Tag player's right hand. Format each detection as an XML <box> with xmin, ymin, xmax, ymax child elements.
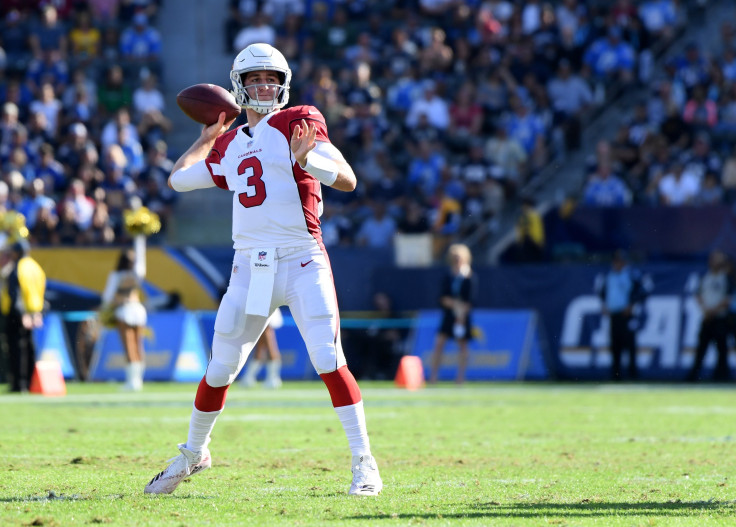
<box><xmin>201</xmin><ymin>112</ymin><xmax>235</xmax><ymax>142</ymax></box>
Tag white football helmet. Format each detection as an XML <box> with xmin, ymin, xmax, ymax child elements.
<box><xmin>230</xmin><ymin>43</ymin><xmax>291</xmax><ymax>114</ymax></box>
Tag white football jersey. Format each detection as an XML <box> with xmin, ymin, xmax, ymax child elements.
<box><xmin>205</xmin><ymin>105</ymin><xmax>329</xmax><ymax>249</ymax></box>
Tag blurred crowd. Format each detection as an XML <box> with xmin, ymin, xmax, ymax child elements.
<box><xmin>0</xmin><ymin>0</ymin><xmax>693</xmax><ymax>256</ymax></box>
<box><xmin>225</xmin><ymin>0</ymin><xmax>687</xmax><ymax>259</ymax></box>
<box><xmin>580</xmin><ymin>17</ymin><xmax>736</xmax><ymax>209</ymax></box>
<box><xmin>0</xmin><ymin>0</ymin><xmax>171</xmax><ymax>247</ymax></box>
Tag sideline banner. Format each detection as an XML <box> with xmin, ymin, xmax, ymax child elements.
<box><xmin>409</xmin><ymin>309</ymin><xmax>549</xmax><ymax>381</ymax></box>
<box><xmin>89</xmin><ymin>311</ymin><xmax>208</xmax><ymax>382</ymax></box>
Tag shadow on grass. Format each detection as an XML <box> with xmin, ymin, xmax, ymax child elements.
<box><xmin>0</xmin><ymin>492</ymin><xmax>89</xmax><ymax>502</ymax></box>
<box><xmin>348</xmin><ymin>500</ymin><xmax>736</xmax><ymax>520</ymax></box>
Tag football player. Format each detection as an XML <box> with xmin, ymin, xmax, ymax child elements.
<box><xmin>144</xmin><ymin>43</ymin><xmax>382</xmax><ymax>496</ymax></box>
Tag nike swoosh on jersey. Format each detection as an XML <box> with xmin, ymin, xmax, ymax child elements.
<box><xmin>308</xmin><ymin>109</ymin><xmax>318</xmax><ymax>114</ymax></box>
<box><xmin>300</xmin><ymin>260</ymin><xmax>314</xmax><ymax>267</ymax></box>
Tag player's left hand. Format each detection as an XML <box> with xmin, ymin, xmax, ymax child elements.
<box><xmin>290</xmin><ymin>119</ymin><xmax>317</xmax><ymax>167</ymax></box>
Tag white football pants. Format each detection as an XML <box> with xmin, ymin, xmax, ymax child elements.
<box><xmin>205</xmin><ymin>244</ymin><xmax>346</xmax><ymax>387</ymax></box>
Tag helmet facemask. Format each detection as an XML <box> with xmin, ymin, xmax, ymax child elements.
<box><xmin>230</xmin><ymin>70</ymin><xmax>289</xmax><ymax>114</ymax></box>
<box><xmin>230</xmin><ymin>44</ymin><xmax>292</xmax><ymax>115</ymax></box>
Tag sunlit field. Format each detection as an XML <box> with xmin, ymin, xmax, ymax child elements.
<box><xmin>1</xmin><ymin>381</ymin><xmax>735</xmax><ymax>526</ymax></box>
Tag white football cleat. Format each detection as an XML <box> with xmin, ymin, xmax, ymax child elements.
<box><xmin>263</xmin><ymin>375</ymin><xmax>282</xmax><ymax>389</ymax></box>
<box><xmin>349</xmin><ymin>454</ymin><xmax>383</xmax><ymax>496</ymax></box>
<box><xmin>144</xmin><ymin>443</ymin><xmax>211</xmax><ymax>495</ymax></box>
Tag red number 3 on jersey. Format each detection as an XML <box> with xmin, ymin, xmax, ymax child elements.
<box><xmin>237</xmin><ymin>157</ymin><xmax>266</xmax><ymax>208</ymax></box>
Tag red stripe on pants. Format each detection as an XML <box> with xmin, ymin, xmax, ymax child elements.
<box><xmin>194</xmin><ymin>377</ymin><xmax>229</xmax><ymax>412</ymax></box>
<box><xmin>320</xmin><ymin>365</ymin><xmax>362</xmax><ymax>408</ymax></box>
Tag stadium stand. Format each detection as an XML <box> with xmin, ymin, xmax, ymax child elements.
<box><xmin>0</xmin><ymin>0</ymin><xmax>714</xmax><ymax>265</ymax></box>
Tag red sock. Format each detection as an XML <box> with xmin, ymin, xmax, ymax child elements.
<box><xmin>320</xmin><ymin>365</ymin><xmax>362</xmax><ymax>408</ymax></box>
<box><xmin>194</xmin><ymin>377</ymin><xmax>229</xmax><ymax>412</ymax></box>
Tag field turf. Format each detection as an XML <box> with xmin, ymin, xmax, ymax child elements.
<box><xmin>1</xmin><ymin>382</ymin><xmax>735</xmax><ymax>526</ymax></box>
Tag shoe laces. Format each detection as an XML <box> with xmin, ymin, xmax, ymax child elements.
<box><xmin>352</xmin><ymin>455</ymin><xmax>377</xmax><ymax>481</ymax></box>
<box><xmin>179</xmin><ymin>445</ymin><xmax>206</xmax><ymax>464</ymax></box>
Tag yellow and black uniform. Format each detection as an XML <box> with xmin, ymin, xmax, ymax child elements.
<box><xmin>509</xmin><ymin>197</ymin><xmax>545</xmax><ymax>262</ymax></box>
<box><xmin>1</xmin><ymin>242</ymin><xmax>46</xmax><ymax>392</ymax></box>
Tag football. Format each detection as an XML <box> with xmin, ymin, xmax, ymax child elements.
<box><xmin>176</xmin><ymin>83</ymin><xmax>241</xmax><ymax>125</ymax></box>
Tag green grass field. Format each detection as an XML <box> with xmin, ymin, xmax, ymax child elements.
<box><xmin>1</xmin><ymin>381</ymin><xmax>735</xmax><ymax>526</ymax></box>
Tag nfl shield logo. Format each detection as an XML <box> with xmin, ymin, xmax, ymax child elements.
<box><xmin>247</xmin><ymin>140</ymin><xmax>254</xmax><ymax>147</ymax></box>
<box><xmin>258</xmin><ymin>251</ymin><xmax>267</xmax><ymax>261</ymax></box>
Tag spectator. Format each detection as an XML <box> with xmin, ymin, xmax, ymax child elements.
<box><xmin>98</xmin><ymin>64</ymin><xmax>133</xmax><ymax>118</ymax></box>
<box><xmin>407</xmin><ymin>139</ymin><xmax>446</xmax><ymax>199</ymax></box>
<box><xmin>447</xmin><ymin>82</ymin><xmax>484</xmax><ymax>152</ymax></box>
<box><xmin>101</xmin><ymin>107</ymin><xmax>140</xmax><ymax>149</ymax></box>
<box><xmin>100</xmin><ymin>144</ymin><xmax>137</xmax><ymax>219</ymax></box>
<box><xmin>29</xmin><ymin>82</ymin><xmax>62</xmax><ymax>140</ymax></box>
<box><xmin>430</xmin><ymin>183</ymin><xmax>463</xmax><ymax>258</ymax></box>
<box><xmin>508</xmin><ymin>196</ymin><xmax>545</xmax><ymax>263</ymax></box>
<box><xmin>35</xmin><ymin>142</ymin><xmax>65</xmax><ymax>193</ymax></box>
<box><xmin>657</xmin><ymin>160</ymin><xmax>700</xmax><ymax>206</ymax></box>
<box><xmin>138</xmin><ymin>140</ymin><xmax>175</xmax><ymax>230</ymax></box>
<box><xmin>133</xmin><ymin>70</ymin><xmax>165</xmax><ymax>120</ymax></box>
<box><xmin>87</xmin><ymin>0</ymin><xmax>120</xmax><ymax>26</ymax></box>
<box><xmin>56</xmin><ymin>122</ymin><xmax>95</xmax><ymax>177</ymax></box>
<box><xmin>484</xmin><ymin>123</ymin><xmax>527</xmax><ymax>196</ymax></box>
<box><xmin>62</xmin><ymin>178</ymin><xmax>95</xmax><ymax>231</ymax></box>
<box><xmin>320</xmin><ymin>202</ymin><xmax>354</xmax><ymax>247</ymax></box>
<box><xmin>17</xmin><ymin>177</ymin><xmax>56</xmax><ymax>231</ymax></box>
<box><xmin>4</xmin><ymin>146</ymin><xmax>35</xmax><ymax>184</ymax></box>
<box><xmin>638</xmin><ymin>0</ymin><xmax>678</xmax><ymax>42</ymax></box>
<box><xmin>682</xmin><ymin>132</ymin><xmax>721</xmax><ymax>182</ymax></box>
<box><xmin>232</xmin><ymin>11</ymin><xmax>276</xmax><ymax>51</ymax></box>
<box><xmin>28</xmin><ymin>5</ymin><xmax>68</xmax><ymax>59</ymax></box>
<box><xmin>582</xmin><ymin>162</ymin><xmax>632</xmax><ymax>206</ymax></box>
<box><xmin>418</xmin><ymin>27</ymin><xmax>453</xmax><ymax>75</ymax></box>
<box><xmin>62</xmin><ymin>67</ymin><xmax>98</xmax><ymax>113</ymax></box>
<box><xmin>0</xmin><ymin>102</ymin><xmax>21</xmax><ymax>149</ymax></box>
<box><xmin>29</xmin><ymin>202</ymin><xmax>60</xmax><ymax>245</ymax></box>
<box><xmin>504</xmin><ymin>96</ymin><xmax>548</xmax><ymax>160</ymax></box>
<box><xmin>344</xmin><ymin>32</ymin><xmax>379</xmax><ymax>67</ymax></box>
<box><xmin>583</xmin><ymin>26</ymin><xmax>636</xmax><ymax>85</ymax></box>
<box><xmin>547</xmin><ymin>58</ymin><xmax>593</xmax><ymax>151</ymax></box>
<box><xmin>1</xmin><ymin>10</ymin><xmax>31</xmax><ymax>73</ymax></box>
<box><xmin>117</xmin><ymin>125</ymin><xmax>145</xmax><ymax>177</ymax></box>
<box><xmin>119</xmin><ymin>12</ymin><xmax>162</xmax><ymax>76</ymax></box>
<box><xmin>647</xmin><ymin>79</ymin><xmax>685</xmax><ymax>128</ymax></box>
<box><xmin>68</xmin><ymin>9</ymin><xmax>101</xmax><ymax>67</ymax></box>
<box><xmin>453</xmin><ymin>140</ymin><xmax>495</xmax><ymax>187</ymax></box>
<box><xmin>55</xmin><ymin>199</ymin><xmax>83</xmax><ymax>244</ymax></box>
<box><xmin>683</xmin><ymin>84</ymin><xmax>718</xmax><ymax>132</ymax></box>
<box><xmin>405</xmin><ymin>80</ymin><xmax>450</xmax><ymax>131</ymax></box>
<box><xmin>62</xmin><ymin>78</ymin><xmax>96</xmax><ymax>129</ymax></box>
<box><xmin>477</xmin><ymin>66</ymin><xmax>514</xmax><ymax>117</ymax></box>
<box><xmin>687</xmin><ymin>250</ymin><xmax>732</xmax><ymax>382</ymax></box>
<box><xmin>25</xmin><ymin>49</ymin><xmax>69</xmax><ymax>97</ymax></box>
<box><xmin>224</xmin><ymin>0</ymin><xmax>257</xmax><ymax>54</ymax></box>
<box><xmin>355</xmin><ymin>201</ymin><xmax>397</xmax><ymax>249</ymax></box>
<box><xmin>397</xmin><ymin>199</ymin><xmax>430</xmax><ymax>235</ymax></box>
<box><xmin>694</xmin><ymin>170</ymin><xmax>723</xmax><ymax>205</ymax></box>
<box><xmin>672</xmin><ymin>42</ymin><xmax>710</xmax><ymax>92</ymax></box>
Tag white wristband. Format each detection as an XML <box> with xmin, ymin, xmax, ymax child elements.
<box><xmin>300</xmin><ymin>152</ymin><xmax>338</xmax><ymax>186</ymax></box>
